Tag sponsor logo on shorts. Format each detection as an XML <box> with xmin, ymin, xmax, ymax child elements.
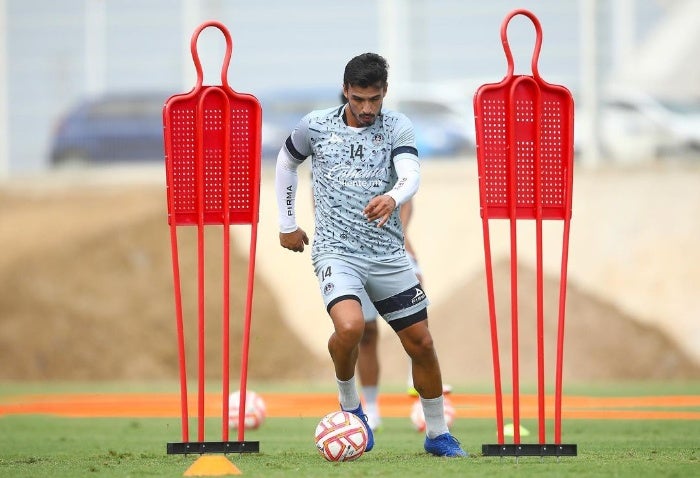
<box><xmin>411</xmin><ymin>287</ymin><xmax>426</xmax><ymax>305</ymax></box>
<box><xmin>323</xmin><ymin>282</ymin><xmax>335</xmax><ymax>295</ymax></box>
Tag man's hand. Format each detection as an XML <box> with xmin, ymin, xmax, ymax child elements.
<box><xmin>279</xmin><ymin>228</ymin><xmax>309</xmax><ymax>252</ymax></box>
<box><xmin>363</xmin><ymin>194</ymin><xmax>397</xmax><ymax>228</ymax></box>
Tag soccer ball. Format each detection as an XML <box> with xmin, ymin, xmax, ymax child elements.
<box><xmin>314</xmin><ymin>411</ymin><xmax>368</xmax><ymax>462</ymax></box>
<box><xmin>228</xmin><ymin>390</ymin><xmax>266</xmax><ymax>430</ymax></box>
<box><xmin>409</xmin><ymin>397</ymin><xmax>455</xmax><ymax>432</ymax></box>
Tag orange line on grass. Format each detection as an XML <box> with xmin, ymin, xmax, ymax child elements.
<box><xmin>1</xmin><ymin>393</ymin><xmax>698</xmax><ymax>420</ymax></box>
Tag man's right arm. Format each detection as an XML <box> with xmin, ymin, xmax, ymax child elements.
<box><xmin>275</xmin><ymin>145</ymin><xmax>309</xmax><ymax>252</ymax></box>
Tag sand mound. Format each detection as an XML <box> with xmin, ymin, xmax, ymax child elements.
<box><xmin>375</xmin><ymin>260</ymin><xmax>699</xmax><ymax>385</ymax></box>
<box><xmin>0</xmin><ymin>174</ymin><xmax>697</xmax><ymax>382</ymax></box>
<box><xmin>0</xmin><ymin>184</ymin><xmax>326</xmax><ymax>381</ymax></box>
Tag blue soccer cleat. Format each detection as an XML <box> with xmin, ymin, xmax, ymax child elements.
<box><xmin>424</xmin><ymin>433</ymin><xmax>468</xmax><ymax>457</ymax></box>
<box><xmin>343</xmin><ymin>405</ymin><xmax>374</xmax><ymax>452</ymax></box>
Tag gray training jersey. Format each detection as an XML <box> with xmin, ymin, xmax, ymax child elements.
<box><xmin>284</xmin><ymin>104</ymin><xmax>419</xmax><ymax>261</ymax></box>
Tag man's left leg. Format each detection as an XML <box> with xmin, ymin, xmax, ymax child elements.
<box><xmin>396</xmin><ymin>320</ymin><xmax>467</xmax><ymax>457</ymax></box>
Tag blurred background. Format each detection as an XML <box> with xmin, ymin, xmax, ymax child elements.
<box><xmin>1</xmin><ymin>0</ymin><xmax>699</xmax><ymax>173</ymax></box>
<box><xmin>0</xmin><ymin>0</ymin><xmax>698</xmax><ymax>384</ymax></box>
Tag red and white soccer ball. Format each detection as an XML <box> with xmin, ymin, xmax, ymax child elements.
<box><xmin>409</xmin><ymin>397</ymin><xmax>456</xmax><ymax>432</ymax></box>
<box><xmin>314</xmin><ymin>411</ymin><xmax>368</xmax><ymax>462</ymax></box>
<box><xmin>228</xmin><ymin>390</ymin><xmax>266</xmax><ymax>430</ymax></box>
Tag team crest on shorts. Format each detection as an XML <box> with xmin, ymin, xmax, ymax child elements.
<box><xmin>323</xmin><ymin>282</ymin><xmax>335</xmax><ymax>295</ymax></box>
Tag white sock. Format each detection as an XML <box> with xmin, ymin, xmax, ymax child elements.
<box><xmin>421</xmin><ymin>396</ymin><xmax>449</xmax><ymax>439</ymax></box>
<box><xmin>363</xmin><ymin>385</ymin><xmax>379</xmax><ymax>407</ymax></box>
<box><xmin>337</xmin><ymin>376</ymin><xmax>361</xmax><ymax>411</ymax></box>
<box><xmin>362</xmin><ymin>386</ymin><xmax>379</xmax><ymax>417</ymax></box>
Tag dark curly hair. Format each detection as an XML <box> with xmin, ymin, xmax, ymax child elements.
<box><xmin>343</xmin><ymin>53</ymin><xmax>389</xmax><ymax>88</ymax></box>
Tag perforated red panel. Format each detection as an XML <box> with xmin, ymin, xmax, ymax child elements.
<box><xmin>540</xmin><ymin>98</ymin><xmax>568</xmax><ymax>212</ymax></box>
<box><xmin>475</xmin><ymin>78</ymin><xmax>573</xmax><ymax>220</ymax></box>
<box><xmin>165</xmin><ymin>87</ymin><xmax>261</xmax><ymax>226</ymax></box>
<box><xmin>479</xmin><ymin>98</ymin><xmax>508</xmax><ymax>211</ymax></box>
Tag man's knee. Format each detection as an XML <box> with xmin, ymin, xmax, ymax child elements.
<box><xmin>329</xmin><ymin>298</ymin><xmax>365</xmax><ymax>340</ymax></box>
<box><xmin>334</xmin><ymin>320</ymin><xmax>364</xmax><ymax>343</ymax></box>
<box><xmin>412</xmin><ymin>332</ymin><xmax>435</xmax><ymax>353</ymax></box>
<box><xmin>399</xmin><ymin>324</ymin><xmax>436</xmax><ymax>356</ymax></box>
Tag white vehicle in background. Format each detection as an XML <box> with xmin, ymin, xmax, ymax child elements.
<box><xmin>599</xmin><ymin>89</ymin><xmax>700</xmax><ymax>162</ymax></box>
<box><xmin>385</xmin><ymin>81</ymin><xmax>476</xmax><ymax>154</ymax></box>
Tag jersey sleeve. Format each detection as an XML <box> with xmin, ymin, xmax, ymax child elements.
<box><xmin>284</xmin><ymin>114</ymin><xmax>314</xmax><ymax>161</ymax></box>
<box><xmin>390</xmin><ymin>113</ymin><xmax>419</xmax><ymax>159</ymax></box>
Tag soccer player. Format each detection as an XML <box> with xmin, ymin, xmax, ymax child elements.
<box><xmin>275</xmin><ymin>52</ymin><xmax>467</xmax><ymax>457</ymax></box>
<box><xmin>333</xmin><ymin>92</ymin><xmax>427</xmax><ymax>430</ymax></box>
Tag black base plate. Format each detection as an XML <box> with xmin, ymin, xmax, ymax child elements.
<box><xmin>167</xmin><ymin>441</ymin><xmax>260</xmax><ymax>455</ymax></box>
<box><xmin>482</xmin><ymin>443</ymin><xmax>577</xmax><ymax>457</ymax></box>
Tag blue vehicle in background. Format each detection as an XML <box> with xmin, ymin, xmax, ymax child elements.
<box><xmin>49</xmin><ymin>86</ymin><xmax>474</xmax><ymax>167</ymax></box>
<box><xmin>50</xmin><ymin>92</ymin><xmax>166</xmax><ymax>167</ymax></box>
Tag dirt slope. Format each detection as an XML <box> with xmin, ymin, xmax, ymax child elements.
<box><xmin>376</xmin><ymin>260</ymin><xmax>700</xmax><ymax>385</ymax></box>
<box><xmin>0</xmin><ymin>182</ymin><xmax>326</xmax><ymax>381</ymax></box>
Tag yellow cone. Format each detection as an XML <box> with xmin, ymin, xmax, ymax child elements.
<box><xmin>183</xmin><ymin>455</ymin><xmax>242</xmax><ymax>476</ymax></box>
<box><xmin>503</xmin><ymin>423</ymin><xmax>531</xmax><ymax>437</ymax></box>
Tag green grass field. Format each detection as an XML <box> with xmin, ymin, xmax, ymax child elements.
<box><xmin>1</xmin><ymin>382</ymin><xmax>698</xmax><ymax>477</ymax></box>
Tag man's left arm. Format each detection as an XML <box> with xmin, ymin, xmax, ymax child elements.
<box><xmin>363</xmin><ymin>153</ymin><xmax>420</xmax><ymax>227</ymax></box>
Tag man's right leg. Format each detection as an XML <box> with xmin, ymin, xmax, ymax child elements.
<box><xmin>328</xmin><ymin>298</ymin><xmax>365</xmax><ymax>383</ymax></box>
<box><xmin>328</xmin><ymin>298</ymin><xmax>375</xmax><ymax>451</ymax></box>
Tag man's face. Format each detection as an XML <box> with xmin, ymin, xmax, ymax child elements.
<box><xmin>343</xmin><ymin>83</ymin><xmax>387</xmax><ymax>127</ymax></box>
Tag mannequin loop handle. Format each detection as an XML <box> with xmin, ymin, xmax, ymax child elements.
<box><xmin>189</xmin><ymin>20</ymin><xmax>233</xmax><ymax>90</ymax></box>
<box><xmin>500</xmin><ymin>9</ymin><xmax>543</xmax><ymax>80</ymax></box>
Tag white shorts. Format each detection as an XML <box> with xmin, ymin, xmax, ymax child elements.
<box><xmin>313</xmin><ymin>253</ymin><xmax>428</xmax><ymax>331</ymax></box>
